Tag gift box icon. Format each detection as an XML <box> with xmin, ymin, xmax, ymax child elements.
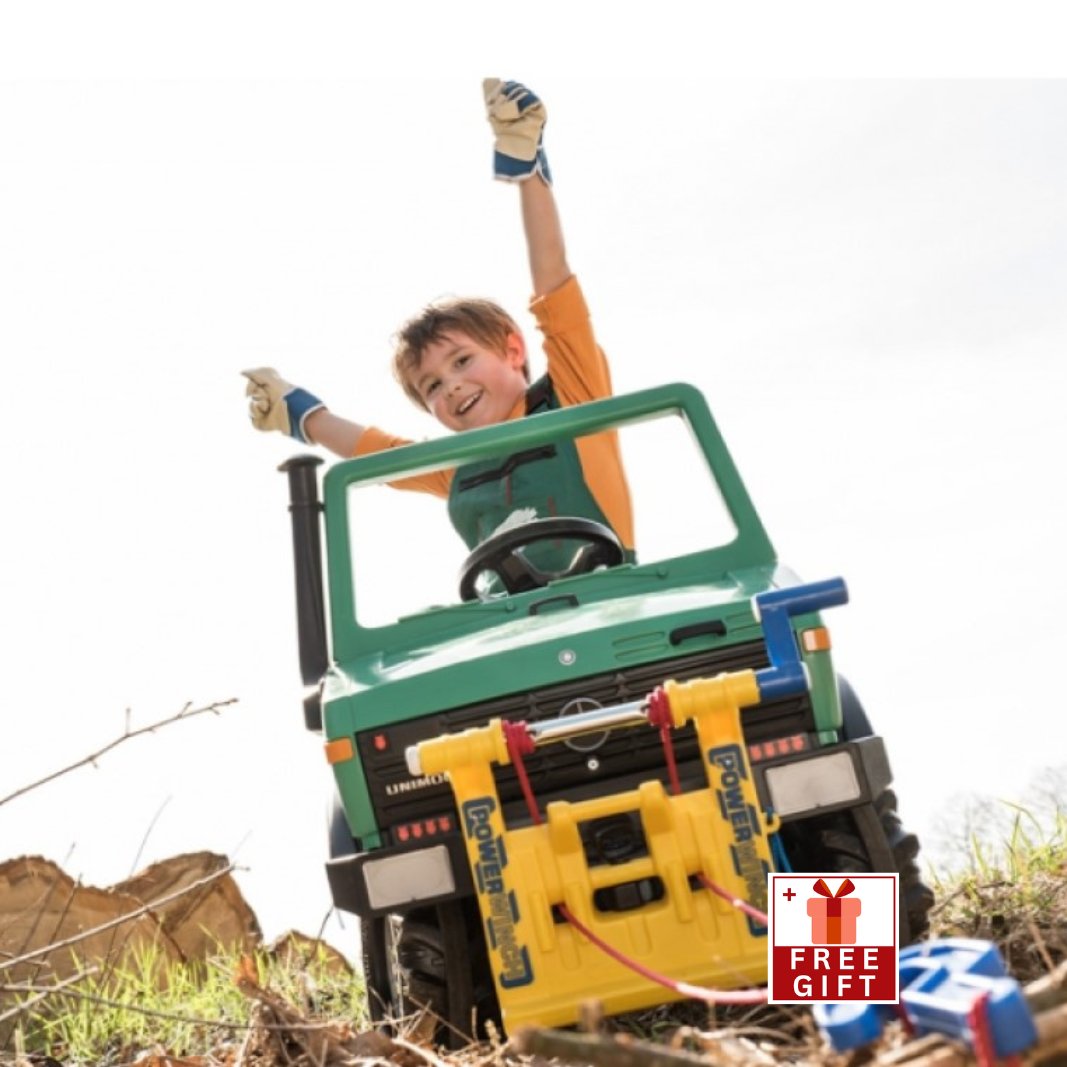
<box><xmin>807</xmin><ymin>877</ymin><xmax>862</xmax><ymax>944</ymax></box>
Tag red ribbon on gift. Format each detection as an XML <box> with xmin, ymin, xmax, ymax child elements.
<box><xmin>812</xmin><ymin>878</ymin><xmax>856</xmax><ymax>943</ymax></box>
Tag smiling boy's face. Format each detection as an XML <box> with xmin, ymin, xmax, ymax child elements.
<box><xmin>411</xmin><ymin>329</ymin><xmax>529</xmax><ymax>432</ymax></box>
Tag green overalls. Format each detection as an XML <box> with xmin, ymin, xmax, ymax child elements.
<box><xmin>447</xmin><ymin>376</ymin><xmax>624</xmax><ymax>580</ymax></box>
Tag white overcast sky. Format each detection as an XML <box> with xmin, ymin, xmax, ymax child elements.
<box><xmin>2</xmin><ymin>5</ymin><xmax>1066</xmax><ymax>952</ymax></box>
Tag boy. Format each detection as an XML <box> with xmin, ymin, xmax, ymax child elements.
<box><xmin>244</xmin><ymin>80</ymin><xmax>634</xmax><ymax>563</ymax></box>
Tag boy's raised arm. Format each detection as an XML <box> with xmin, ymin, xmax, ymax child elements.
<box><xmin>483</xmin><ymin>79</ymin><xmax>572</xmax><ymax>298</ymax></box>
<box><xmin>520</xmin><ymin>175</ymin><xmax>570</xmax><ymax>299</ymax></box>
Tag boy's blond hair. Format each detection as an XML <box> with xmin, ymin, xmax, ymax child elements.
<box><xmin>391</xmin><ymin>297</ymin><xmax>530</xmax><ymax>408</ymax></box>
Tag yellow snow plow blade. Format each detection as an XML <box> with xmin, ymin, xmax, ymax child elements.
<box><xmin>410</xmin><ymin>673</ymin><xmax>778</xmax><ymax>1030</ymax></box>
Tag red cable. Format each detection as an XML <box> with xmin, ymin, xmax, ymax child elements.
<box><xmin>696</xmin><ymin>873</ymin><xmax>769</xmax><ymax>927</ymax></box>
<box><xmin>559</xmin><ymin>902</ymin><xmax>767</xmax><ymax>1005</ymax></box>
<box><xmin>502</xmin><ymin>720</ymin><xmax>543</xmax><ymax>825</ymax></box>
<box><xmin>658</xmin><ymin>720</ymin><xmax>683</xmax><ymax>795</ymax></box>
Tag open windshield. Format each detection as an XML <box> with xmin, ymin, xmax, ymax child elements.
<box><xmin>345</xmin><ymin>405</ymin><xmax>740</xmax><ymax>628</ymax></box>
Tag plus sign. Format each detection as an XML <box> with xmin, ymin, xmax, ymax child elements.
<box><xmin>783</xmin><ymin>888</ymin><xmax>796</xmax><ymax>901</ymax></box>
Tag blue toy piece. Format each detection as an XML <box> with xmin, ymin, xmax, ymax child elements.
<box><xmin>812</xmin><ymin>1001</ymin><xmax>894</xmax><ymax>1050</ymax></box>
<box><xmin>814</xmin><ymin>938</ymin><xmax>1038</xmax><ymax>1058</ymax></box>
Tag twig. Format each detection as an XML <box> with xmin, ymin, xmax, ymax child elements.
<box><xmin>0</xmin><ymin>698</ymin><xmax>237</xmax><ymax>809</ymax></box>
<box><xmin>1026</xmin><ymin>914</ymin><xmax>1057</xmax><ymax>976</ymax></box>
<box><xmin>2</xmin><ymin>861</ymin><xmax>239</xmax><ymax>969</ymax></box>
<box><xmin>1</xmin><ymin>979</ymin><xmax>248</xmax><ymax>1032</ymax></box>
<box><xmin>390</xmin><ymin>1034</ymin><xmax>454</xmax><ymax>1067</ymax></box>
<box><xmin>1</xmin><ymin>976</ymin><xmax>351</xmax><ymax>1037</ymax></box>
<box><xmin>1026</xmin><ymin>959</ymin><xmax>1067</xmax><ymax>1016</ymax></box>
<box><xmin>511</xmin><ymin>1026</ymin><xmax>735</xmax><ymax>1067</ymax></box>
<box><xmin>0</xmin><ymin>967</ymin><xmax>98</xmax><ymax>1025</ymax></box>
<box><xmin>127</xmin><ymin>796</ymin><xmax>174</xmax><ymax>879</ymax></box>
<box><xmin>236</xmin><ymin>960</ymin><xmax>362</xmax><ymax>1055</ymax></box>
<box><xmin>233</xmin><ymin>1018</ymin><xmax>257</xmax><ymax>1067</ymax></box>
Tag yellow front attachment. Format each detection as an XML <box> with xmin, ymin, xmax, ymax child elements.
<box><xmin>417</xmin><ymin>674</ymin><xmax>780</xmax><ymax>1031</ymax></box>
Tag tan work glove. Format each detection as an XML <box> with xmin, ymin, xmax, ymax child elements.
<box><xmin>242</xmin><ymin>367</ymin><xmax>325</xmax><ymax>444</ymax></box>
<box><xmin>483</xmin><ymin>78</ymin><xmax>552</xmax><ymax>184</ymax></box>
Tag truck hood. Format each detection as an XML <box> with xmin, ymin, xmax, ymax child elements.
<box><xmin>323</xmin><ymin>565</ymin><xmax>792</xmax><ymax>719</ymax></box>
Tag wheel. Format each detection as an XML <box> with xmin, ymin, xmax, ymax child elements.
<box><xmin>872</xmin><ymin>788</ymin><xmax>935</xmax><ymax>943</ymax></box>
<box><xmin>833</xmin><ymin>676</ymin><xmax>935</xmax><ymax>942</ymax></box>
<box><xmin>458</xmin><ymin>516</ymin><xmax>624</xmax><ymax>601</ymax></box>
<box><xmin>361</xmin><ymin>913</ymin><xmax>447</xmax><ymax>1034</ymax></box>
<box><xmin>779</xmin><ymin>788</ymin><xmax>934</xmax><ymax>945</ymax></box>
<box><xmin>361</xmin><ymin>900</ymin><xmax>498</xmax><ymax>1048</ymax></box>
<box><xmin>331</xmin><ymin>796</ymin><xmax>498</xmax><ymax>1045</ymax></box>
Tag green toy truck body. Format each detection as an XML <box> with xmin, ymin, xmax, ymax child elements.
<box><xmin>279</xmin><ymin>383</ymin><xmax>930</xmax><ymax>1041</ymax></box>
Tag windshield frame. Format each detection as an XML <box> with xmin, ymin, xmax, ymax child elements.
<box><xmin>323</xmin><ymin>382</ymin><xmax>777</xmax><ymax>662</ymax></box>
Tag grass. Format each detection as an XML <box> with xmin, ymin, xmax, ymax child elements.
<box><xmin>4</xmin><ymin>809</ymin><xmax>1067</xmax><ymax>1067</ymax></box>
<box><xmin>3</xmin><ymin>941</ymin><xmax>368</xmax><ymax>1066</ymax></box>
<box><xmin>924</xmin><ymin>806</ymin><xmax>1067</xmax><ymax>986</ymax></box>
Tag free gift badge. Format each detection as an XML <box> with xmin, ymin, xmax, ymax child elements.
<box><xmin>767</xmin><ymin>873</ymin><xmax>899</xmax><ymax>1004</ymax></box>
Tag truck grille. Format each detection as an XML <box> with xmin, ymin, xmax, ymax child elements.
<box><xmin>357</xmin><ymin>640</ymin><xmax>813</xmax><ymax>835</ymax></box>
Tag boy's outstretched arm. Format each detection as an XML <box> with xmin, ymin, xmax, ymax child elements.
<box><xmin>521</xmin><ymin>175</ymin><xmax>571</xmax><ymax>298</ymax></box>
<box><xmin>484</xmin><ymin>79</ymin><xmax>571</xmax><ymax>298</ymax></box>
<box><xmin>243</xmin><ymin>366</ymin><xmax>365</xmax><ymax>456</ymax></box>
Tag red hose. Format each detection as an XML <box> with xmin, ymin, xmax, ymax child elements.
<box><xmin>559</xmin><ymin>902</ymin><xmax>767</xmax><ymax>1005</ymax></box>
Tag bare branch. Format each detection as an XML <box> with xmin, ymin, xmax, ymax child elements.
<box><xmin>1</xmin><ymin>974</ymin><xmax>357</xmax><ymax>1037</ymax></box>
<box><xmin>0</xmin><ymin>967</ymin><xmax>98</xmax><ymax>1025</ymax></box>
<box><xmin>0</xmin><ymin>698</ymin><xmax>237</xmax><ymax>809</ymax></box>
<box><xmin>390</xmin><ymin>1034</ymin><xmax>455</xmax><ymax>1067</ymax></box>
<box><xmin>511</xmin><ymin>1026</ymin><xmax>731</xmax><ymax>1067</ymax></box>
<box><xmin>2</xmin><ymin>979</ymin><xmax>253</xmax><ymax>1033</ymax></box>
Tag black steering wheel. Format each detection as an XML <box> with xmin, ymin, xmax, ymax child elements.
<box><xmin>458</xmin><ymin>517</ymin><xmax>625</xmax><ymax>602</ymax></box>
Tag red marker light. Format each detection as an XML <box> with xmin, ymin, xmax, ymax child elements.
<box><xmin>747</xmin><ymin>734</ymin><xmax>809</xmax><ymax>763</ymax></box>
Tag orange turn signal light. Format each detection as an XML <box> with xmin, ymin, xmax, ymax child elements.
<box><xmin>801</xmin><ymin>626</ymin><xmax>832</xmax><ymax>653</ymax></box>
<box><xmin>324</xmin><ymin>737</ymin><xmax>355</xmax><ymax>765</ymax></box>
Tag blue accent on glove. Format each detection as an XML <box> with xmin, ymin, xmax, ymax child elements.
<box><xmin>493</xmin><ymin>148</ymin><xmax>551</xmax><ymax>183</ymax></box>
<box><xmin>501</xmin><ymin>80</ymin><xmax>538</xmax><ymax>110</ymax></box>
<box><xmin>534</xmin><ymin>140</ymin><xmax>552</xmax><ymax>185</ymax></box>
<box><xmin>283</xmin><ymin>386</ymin><xmax>325</xmax><ymax>444</ymax></box>
<box><xmin>494</xmin><ymin>133</ymin><xmax>551</xmax><ymax>186</ymax></box>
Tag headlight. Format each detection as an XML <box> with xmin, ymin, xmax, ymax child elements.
<box><xmin>764</xmin><ymin>751</ymin><xmax>861</xmax><ymax>817</ymax></box>
<box><xmin>363</xmin><ymin>845</ymin><xmax>456</xmax><ymax>909</ymax></box>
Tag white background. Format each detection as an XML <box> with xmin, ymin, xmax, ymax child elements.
<box><xmin>2</xmin><ymin>5</ymin><xmax>1066</xmax><ymax>957</ymax></box>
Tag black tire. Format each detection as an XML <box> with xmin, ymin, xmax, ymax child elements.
<box><xmin>329</xmin><ymin>797</ymin><xmax>498</xmax><ymax>1046</ymax></box>
<box><xmin>361</xmin><ymin>900</ymin><xmax>498</xmax><ymax>1048</ymax></box>
<box><xmin>780</xmin><ymin>788</ymin><xmax>933</xmax><ymax>945</ymax></box>
<box><xmin>872</xmin><ymin>788</ymin><xmax>935</xmax><ymax>943</ymax></box>
<box><xmin>832</xmin><ymin>676</ymin><xmax>935</xmax><ymax>942</ymax></box>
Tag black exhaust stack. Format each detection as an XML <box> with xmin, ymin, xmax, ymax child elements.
<box><xmin>279</xmin><ymin>455</ymin><xmax>328</xmax><ymax>730</ymax></box>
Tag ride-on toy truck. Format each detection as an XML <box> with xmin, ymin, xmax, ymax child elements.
<box><xmin>278</xmin><ymin>383</ymin><xmax>932</xmax><ymax>1043</ymax></box>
